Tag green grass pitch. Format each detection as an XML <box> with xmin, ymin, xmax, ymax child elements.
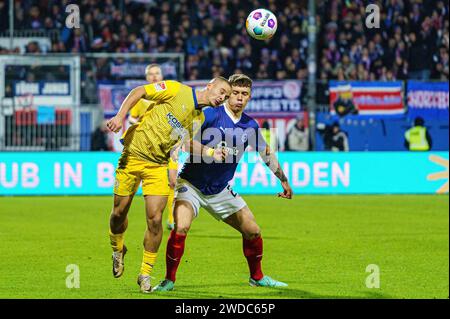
<box><xmin>0</xmin><ymin>195</ymin><xmax>448</xmax><ymax>299</ymax></box>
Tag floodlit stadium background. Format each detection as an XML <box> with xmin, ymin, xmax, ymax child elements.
<box><xmin>0</xmin><ymin>0</ymin><xmax>448</xmax><ymax>300</ymax></box>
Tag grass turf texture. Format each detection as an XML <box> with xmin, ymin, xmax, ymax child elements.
<box><xmin>0</xmin><ymin>195</ymin><xmax>448</xmax><ymax>299</ymax></box>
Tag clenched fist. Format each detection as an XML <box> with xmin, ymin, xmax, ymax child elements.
<box><xmin>106</xmin><ymin>116</ymin><xmax>123</xmax><ymax>133</ymax></box>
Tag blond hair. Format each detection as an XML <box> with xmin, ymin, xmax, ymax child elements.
<box><xmin>228</xmin><ymin>74</ymin><xmax>253</xmax><ymax>88</ymax></box>
<box><xmin>145</xmin><ymin>63</ymin><xmax>162</xmax><ymax>74</ymax></box>
<box><xmin>209</xmin><ymin>76</ymin><xmax>230</xmax><ymax>85</ymax></box>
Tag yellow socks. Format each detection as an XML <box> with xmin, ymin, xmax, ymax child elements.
<box><xmin>109</xmin><ymin>229</ymin><xmax>124</xmax><ymax>252</ymax></box>
<box><xmin>167</xmin><ymin>188</ymin><xmax>175</xmax><ymax>225</ymax></box>
<box><xmin>140</xmin><ymin>250</ymin><xmax>158</xmax><ymax>276</ymax></box>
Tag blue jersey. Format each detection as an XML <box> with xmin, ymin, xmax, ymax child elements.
<box><xmin>180</xmin><ymin>105</ymin><xmax>267</xmax><ymax>195</ymax></box>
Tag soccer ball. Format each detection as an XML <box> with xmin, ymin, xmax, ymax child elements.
<box><xmin>245</xmin><ymin>9</ymin><xmax>278</xmax><ymax>40</ymax></box>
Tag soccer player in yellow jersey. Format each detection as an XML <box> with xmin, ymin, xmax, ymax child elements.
<box><xmin>125</xmin><ymin>64</ymin><xmax>177</xmax><ymax>231</ymax></box>
<box><xmin>106</xmin><ymin>76</ymin><xmax>231</xmax><ymax>293</ymax></box>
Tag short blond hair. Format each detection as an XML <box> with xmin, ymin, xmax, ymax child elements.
<box><xmin>209</xmin><ymin>76</ymin><xmax>230</xmax><ymax>85</ymax></box>
<box><xmin>145</xmin><ymin>63</ymin><xmax>161</xmax><ymax>74</ymax></box>
<box><xmin>228</xmin><ymin>74</ymin><xmax>253</xmax><ymax>88</ymax></box>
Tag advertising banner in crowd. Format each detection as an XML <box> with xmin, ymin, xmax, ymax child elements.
<box><xmin>407</xmin><ymin>81</ymin><xmax>449</xmax><ymax>120</ymax></box>
<box><xmin>187</xmin><ymin>80</ymin><xmax>304</xmax><ymax>151</ymax></box>
<box><xmin>110</xmin><ymin>61</ymin><xmax>178</xmax><ymax>79</ymax></box>
<box><xmin>186</xmin><ymin>80</ymin><xmax>303</xmax><ymax>116</ymax></box>
<box><xmin>10</xmin><ymin>81</ymin><xmax>72</xmax><ymax>106</ymax></box>
<box><xmin>1</xmin><ymin>152</ymin><xmax>448</xmax><ymax>195</ymax></box>
<box><xmin>99</xmin><ymin>80</ymin><xmax>302</xmax><ymax>116</ymax></box>
<box><xmin>98</xmin><ymin>84</ymin><xmax>130</xmax><ymax>117</ymax></box>
<box><xmin>329</xmin><ymin>81</ymin><xmax>404</xmax><ymax>116</ymax></box>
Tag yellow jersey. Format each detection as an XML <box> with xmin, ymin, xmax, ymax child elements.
<box><xmin>129</xmin><ymin>98</ymin><xmax>155</xmax><ymax>121</ymax></box>
<box><xmin>121</xmin><ymin>80</ymin><xmax>204</xmax><ymax>165</ymax></box>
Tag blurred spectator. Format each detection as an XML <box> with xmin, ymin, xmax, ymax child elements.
<box><xmin>285</xmin><ymin>117</ymin><xmax>310</xmax><ymax>151</ymax></box>
<box><xmin>91</xmin><ymin>121</ymin><xmax>113</xmax><ymax>151</ymax></box>
<box><xmin>260</xmin><ymin>120</ymin><xmax>280</xmax><ymax>151</ymax></box>
<box><xmin>317</xmin><ymin>123</ymin><xmax>333</xmax><ymax>150</ymax></box>
<box><xmin>25</xmin><ymin>41</ymin><xmax>41</xmax><ymax>54</ymax></box>
<box><xmin>329</xmin><ymin>122</ymin><xmax>349</xmax><ymax>152</ymax></box>
<box><xmin>0</xmin><ymin>1</ymin><xmax>8</xmax><ymax>31</ymax></box>
<box><xmin>318</xmin><ymin>122</ymin><xmax>349</xmax><ymax>151</ymax></box>
<box><xmin>404</xmin><ymin>117</ymin><xmax>433</xmax><ymax>151</ymax></box>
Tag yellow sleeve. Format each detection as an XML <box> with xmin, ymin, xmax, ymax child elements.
<box><xmin>130</xmin><ymin>99</ymin><xmax>152</xmax><ymax>119</ymax></box>
<box><xmin>143</xmin><ymin>80</ymin><xmax>181</xmax><ymax>102</ymax></box>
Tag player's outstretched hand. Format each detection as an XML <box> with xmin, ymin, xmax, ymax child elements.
<box><xmin>278</xmin><ymin>181</ymin><xmax>293</xmax><ymax>199</ymax></box>
<box><xmin>106</xmin><ymin>116</ymin><xmax>123</xmax><ymax>133</ymax></box>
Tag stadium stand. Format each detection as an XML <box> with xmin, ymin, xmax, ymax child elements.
<box><xmin>0</xmin><ymin>0</ymin><xmax>448</xmax><ymax>81</ymax></box>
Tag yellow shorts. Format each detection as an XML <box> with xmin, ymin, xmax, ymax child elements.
<box><xmin>114</xmin><ymin>155</ymin><xmax>170</xmax><ymax>196</ymax></box>
<box><xmin>168</xmin><ymin>158</ymin><xmax>178</xmax><ymax>171</ymax></box>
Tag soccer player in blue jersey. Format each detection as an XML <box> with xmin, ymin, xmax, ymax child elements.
<box><xmin>153</xmin><ymin>74</ymin><xmax>293</xmax><ymax>292</ymax></box>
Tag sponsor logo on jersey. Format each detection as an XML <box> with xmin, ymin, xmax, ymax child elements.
<box><xmin>167</xmin><ymin>112</ymin><xmax>188</xmax><ymax>140</ymax></box>
<box><xmin>167</xmin><ymin>112</ymin><xmax>183</xmax><ymax>129</ymax></box>
<box><xmin>154</xmin><ymin>81</ymin><xmax>167</xmax><ymax>91</ymax></box>
<box><xmin>217</xmin><ymin>141</ymin><xmax>239</xmax><ymax>156</ymax></box>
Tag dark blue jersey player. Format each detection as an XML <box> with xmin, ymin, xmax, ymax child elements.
<box><xmin>179</xmin><ymin>103</ymin><xmax>268</xmax><ymax>196</ymax></box>
<box><xmin>154</xmin><ymin>74</ymin><xmax>293</xmax><ymax>292</ymax></box>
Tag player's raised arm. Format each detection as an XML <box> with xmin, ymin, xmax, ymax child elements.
<box><xmin>108</xmin><ymin>81</ymin><xmax>179</xmax><ymax>133</ymax></box>
<box><xmin>107</xmin><ymin>86</ymin><xmax>147</xmax><ymax>133</ymax></box>
<box><xmin>259</xmin><ymin>146</ymin><xmax>293</xmax><ymax>199</ymax></box>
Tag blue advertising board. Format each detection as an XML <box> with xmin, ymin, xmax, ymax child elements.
<box><xmin>0</xmin><ymin>152</ymin><xmax>448</xmax><ymax>195</ymax></box>
<box><xmin>98</xmin><ymin>80</ymin><xmax>303</xmax><ymax>118</ymax></box>
<box><xmin>407</xmin><ymin>81</ymin><xmax>449</xmax><ymax>120</ymax></box>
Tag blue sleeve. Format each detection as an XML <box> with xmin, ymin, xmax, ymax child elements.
<box><xmin>201</xmin><ymin>107</ymin><xmax>217</xmax><ymax>130</ymax></box>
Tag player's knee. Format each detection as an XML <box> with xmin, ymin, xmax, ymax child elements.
<box><xmin>146</xmin><ymin>214</ymin><xmax>163</xmax><ymax>230</ymax></box>
<box><xmin>111</xmin><ymin>207</ymin><xmax>126</xmax><ymax>220</ymax></box>
<box><xmin>175</xmin><ymin>224</ymin><xmax>190</xmax><ymax>235</ymax></box>
<box><xmin>243</xmin><ymin>225</ymin><xmax>261</xmax><ymax>239</ymax></box>
<box><xmin>246</xmin><ymin>232</ymin><xmax>261</xmax><ymax>240</ymax></box>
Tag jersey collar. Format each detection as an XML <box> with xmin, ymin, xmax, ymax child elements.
<box><xmin>224</xmin><ymin>103</ymin><xmax>241</xmax><ymax>124</ymax></box>
<box><xmin>192</xmin><ymin>88</ymin><xmax>200</xmax><ymax>110</ymax></box>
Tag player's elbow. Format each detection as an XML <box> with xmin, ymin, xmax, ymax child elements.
<box><xmin>131</xmin><ymin>86</ymin><xmax>147</xmax><ymax>99</ymax></box>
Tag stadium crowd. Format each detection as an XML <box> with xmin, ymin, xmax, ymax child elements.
<box><xmin>0</xmin><ymin>0</ymin><xmax>448</xmax><ymax>82</ymax></box>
